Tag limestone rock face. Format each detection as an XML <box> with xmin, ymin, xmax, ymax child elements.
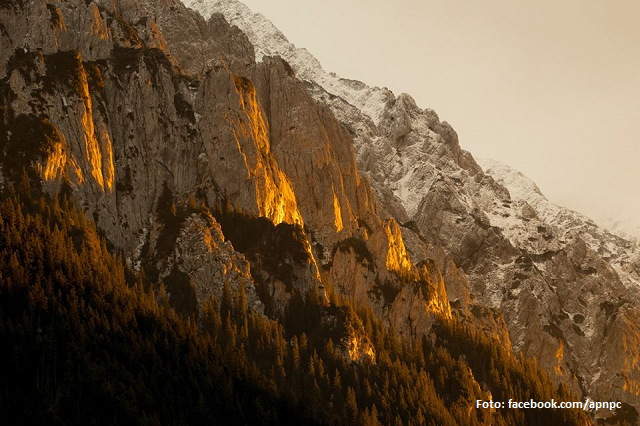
<box><xmin>7</xmin><ymin>0</ymin><xmax>640</xmax><ymax>419</ymax></box>
<box><xmin>189</xmin><ymin>0</ymin><xmax>640</xmax><ymax>416</ymax></box>
<box><xmin>0</xmin><ymin>0</ymin><xmax>284</xmax><ymax>321</ymax></box>
<box><xmin>0</xmin><ymin>0</ymin><xmax>458</xmax><ymax>371</ymax></box>
<box><xmin>153</xmin><ymin>212</ymin><xmax>263</xmax><ymax>314</ymax></box>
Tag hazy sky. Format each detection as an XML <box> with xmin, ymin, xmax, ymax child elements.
<box><xmin>241</xmin><ymin>0</ymin><xmax>640</xmax><ymax>228</ymax></box>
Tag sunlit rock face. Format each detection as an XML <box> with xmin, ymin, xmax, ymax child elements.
<box><xmin>177</xmin><ymin>0</ymin><xmax>640</xmax><ymax>415</ymax></box>
<box><xmin>6</xmin><ymin>0</ymin><xmax>640</xmax><ymax>419</ymax></box>
<box><xmin>344</xmin><ymin>334</ymin><xmax>376</xmax><ymax>364</ymax></box>
<box><xmin>0</xmin><ymin>0</ymin><xmax>460</xmax><ymax>362</ymax></box>
<box><xmin>153</xmin><ymin>212</ymin><xmax>264</xmax><ymax>316</ymax></box>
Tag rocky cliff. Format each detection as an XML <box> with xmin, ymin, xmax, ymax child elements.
<box><xmin>0</xmin><ymin>0</ymin><xmax>472</xmax><ymax>368</ymax></box>
<box><xmin>181</xmin><ymin>0</ymin><xmax>640</xmax><ymax>420</ymax></box>
<box><xmin>1</xmin><ymin>0</ymin><xmax>638</xmax><ymax>422</ymax></box>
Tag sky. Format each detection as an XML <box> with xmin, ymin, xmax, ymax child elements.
<box><xmin>240</xmin><ymin>0</ymin><xmax>640</xmax><ymax>231</ymax></box>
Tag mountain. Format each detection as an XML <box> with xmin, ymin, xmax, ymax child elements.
<box><xmin>0</xmin><ymin>0</ymin><xmax>635</xmax><ymax>424</ymax></box>
<box><xmin>183</xmin><ymin>0</ymin><xmax>640</xmax><ymax>419</ymax></box>
<box><xmin>479</xmin><ymin>158</ymin><xmax>640</xmax><ymax>290</ymax></box>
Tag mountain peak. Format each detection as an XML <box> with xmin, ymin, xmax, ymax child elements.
<box><xmin>477</xmin><ymin>158</ymin><xmax>544</xmax><ymax>200</ymax></box>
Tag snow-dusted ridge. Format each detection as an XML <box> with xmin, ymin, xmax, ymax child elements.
<box><xmin>182</xmin><ymin>0</ymin><xmax>640</xmax><ymax>282</ymax></box>
<box><xmin>479</xmin><ymin>158</ymin><xmax>640</xmax><ymax>288</ymax></box>
<box><xmin>181</xmin><ymin>0</ymin><xmax>393</xmax><ymax>124</ymax></box>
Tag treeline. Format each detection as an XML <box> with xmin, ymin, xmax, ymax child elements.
<box><xmin>0</xmin><ymin>181</ymin><xmax>590</xmax><ymax>425</ymax></box>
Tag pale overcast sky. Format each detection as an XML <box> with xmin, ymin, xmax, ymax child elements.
<box><xmin>241</xmin><ymin>0</ymin><xmax>640</xmax><ymax>231</ymax></box>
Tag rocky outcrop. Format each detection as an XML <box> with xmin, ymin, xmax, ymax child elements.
<box><xmin>148</xmin><ymin>211</ymin><xmax>264</xmax><ymax>315</ymax></box>
<box><xmin>142</xmin><ymin>0</ymin><xmax>459</xmax><ymax>336</ymax></box>
<box><xmin>0</xmin><ymin>0</ymin><xmax>292</xmax><ymax>322</ymax></box>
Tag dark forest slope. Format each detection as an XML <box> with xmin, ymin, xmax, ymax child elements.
<box><xmin>0</xmin><ymin>182</ymin><xmax>589</xmax><ymax>425</ymax></box>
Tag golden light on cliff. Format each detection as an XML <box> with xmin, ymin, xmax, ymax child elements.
<box><xmin>333</xmin><ymin>188</ymin><xmax>344</xmax><ymax>232</ymax></box>
<box><xmin>202</xmin><ymin>222</ymin><xmax>217</xmax><ymax>253</ymax></box>
<box><xmin>347</xmin><ymin>335</ymin><xmax>376</xmax><ymax>363</ymax></box>
<box><xmin>80</xmin><ymin>76</ymin><xmax>114</xmax><ymax>192</ymax></box>
<box><xmin>384</xmin><ymin>219</ymin><xmax>413</xmax><ymax>277</ymax></box>
<box><xmin>40</xmin><ymin>141</ymin><xmax>67</xmax><ymax>181</ymax></box>
<box><xmin>35</xmin><ymin>120</ymin><xmax>85</xmax><ymax>186</ymax></box>
<box><xmin>619</xmin><ymin>316</ymin><xmax>640</xmax><ymax>396</ymax></box>
<box><xmin>88</xmin><ymin>3</ymin><xmax>110</xmax><ymax>40</ymax></box>
<box><xmin>420</xmin><ymin>264</ymin><xmax>452</xmax><ymax>320</ymax></box>
<box><xmin>554</xmin><ymin>339</ymin><xmax>565</xmax><ymax>376</ymax></box>
<box><xmin>623</xmin><ymin>379</ymin><xmax>640</xmax><ymax>396</ymax></box>
<box><xmin>230</xmin><ymin>74</ymin><xmax>304</xmax><ymax>226</ymax></box>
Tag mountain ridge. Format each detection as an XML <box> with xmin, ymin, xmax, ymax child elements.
<box><xmin>0</xmin><ymin>0</ymin><xmax>637</xmax><ymax>423</ymax></box>
<box><xmin>179</xmin><ymin>0</ymin><xmax>640</xmax><ymax>418</ymax></box>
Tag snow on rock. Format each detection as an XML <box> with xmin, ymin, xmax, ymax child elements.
<box><xmin>479</xmin><ymin>158</ymin><xmax>640</xmax><ymax>288</ymax></box>
<box><xmin>181</xmin><ymin>0</ymin><xmax>392</xmax><ymax>124</ymax></box>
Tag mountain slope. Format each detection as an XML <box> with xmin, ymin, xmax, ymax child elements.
<box><xmin>0</xmin><ymin>0</ymin><xmax>634</xmax><ymax>423</ymax></box>
<box><xmin>4</xmin><ymin>186</ymin><xmax>524</xmax><ymax>425</ymax></box>
<box><xmin>0</xmin><ymin>3</ymin><xmax>593</xmax><ymax>424</ymax></box>
<box><xmin>179</xmin><ymin>0</ymin><xmax>640</xmax><ymax>419</ymax></box>
<box><xmin>479</xmin><ymin>158</ymin><xmax>640</xmax><ymax>290</ymax></box>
